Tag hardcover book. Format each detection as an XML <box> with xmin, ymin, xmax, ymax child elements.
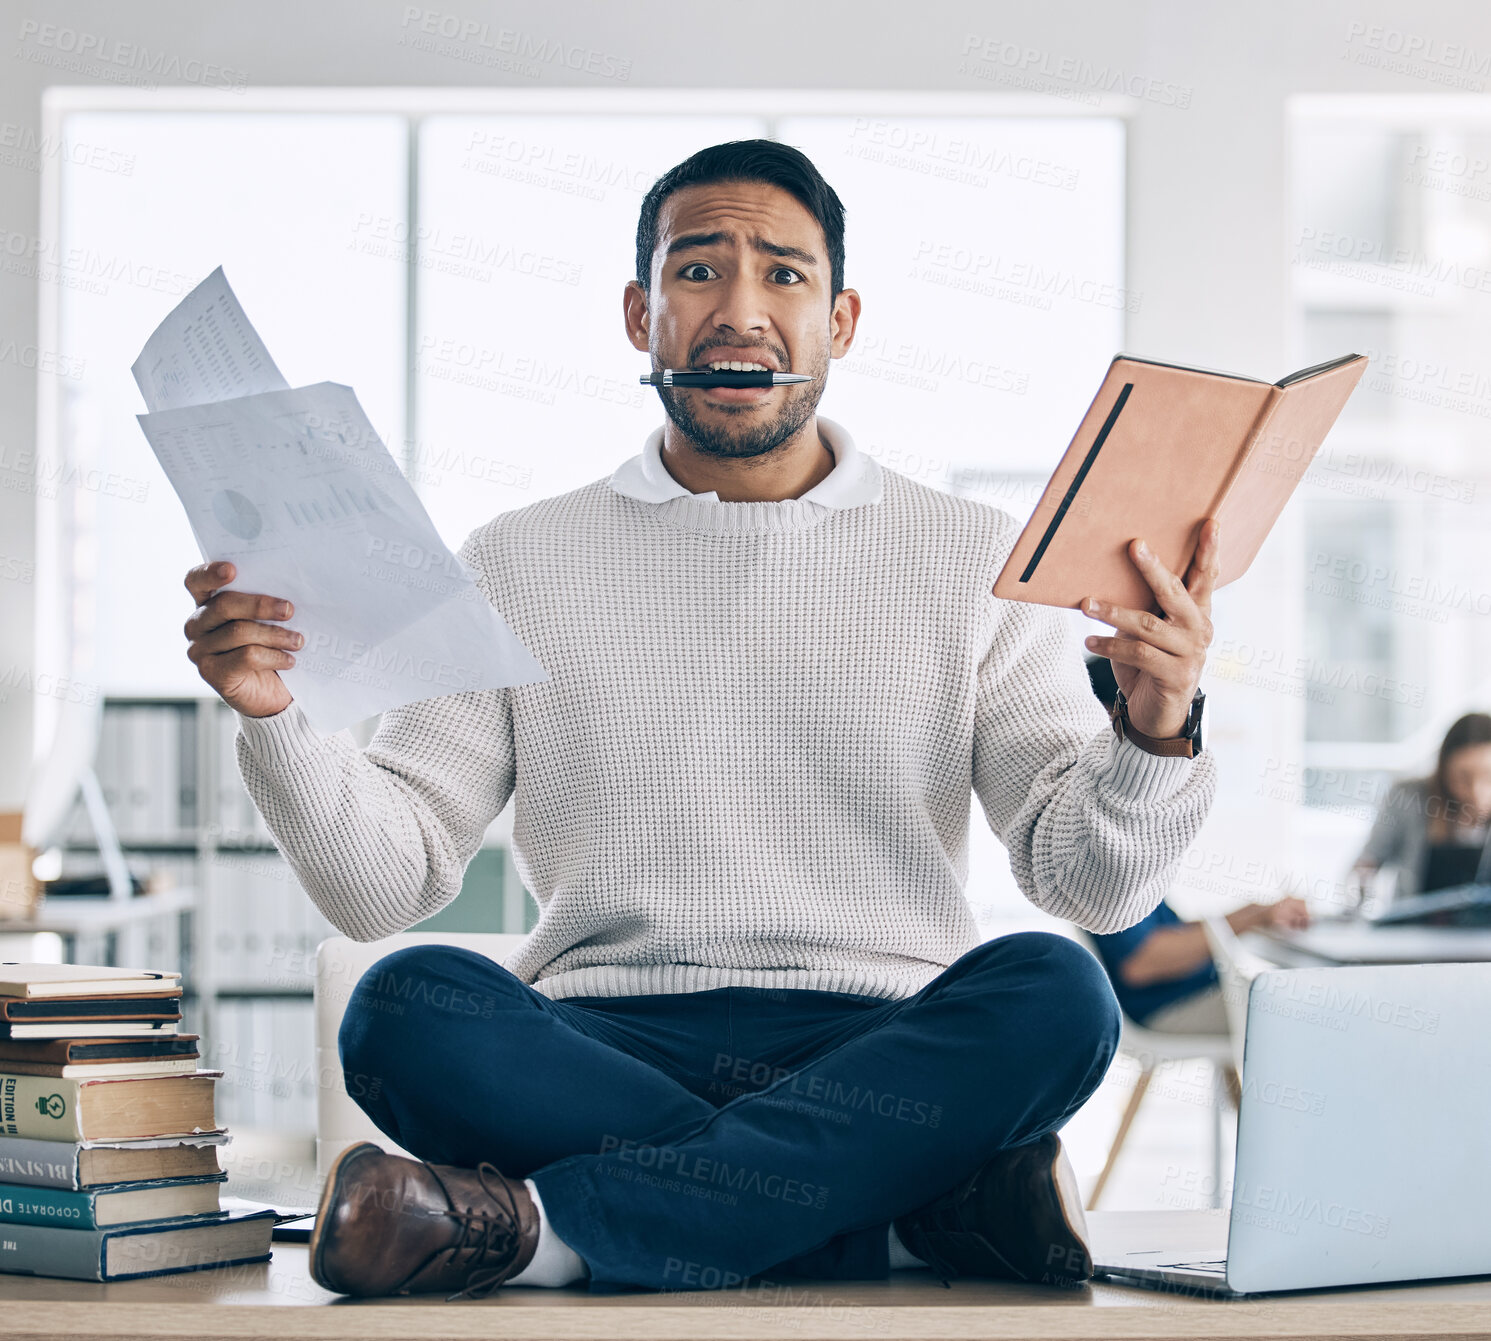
<box><xmin>0</xmin><ymin>965</ymin><xmax>182</xmax><ymax>999</ymax></box>
<box><xmin>0</xmin><ymin>1206</ymin><xmax>274</xmax><ymax>1281</ymax></box>
<box><xmin>0</xmin><ymin>1036</ymin><xmax>200</xmax><ymax>1065</ymax></box>
<box><xmin>0</xmin><ymin>994</ymin><xmax>183</xmax><ymax>1023</ymax></box>
<box><xmin>0</xmin><ymin>1021</ymin><xmax>180</xmax><ymax>1040</ymax></box>
<box><xmin>0</xmin><ymin>1134</ymin><xmax>226</xmax><ymax>1190</ymax></box>
<box><xmin>992</xmin><ymin>352</ymin><xmax>1369</xmax><ymax>612</ymax></box>
<box><xmin>0</xmin><ymin>1057</ymin><xmax>200</xmax><ymax>1079</ymax></box>
<box><xmin>0</xmin><ymin>1174</ymin><xmax>224</xmax><ymax>1228</ymax></box>
<box><xmin>0</xmin><ymin>1071</ymin><xmax>220</xmax><ymax>1142</ymax></box>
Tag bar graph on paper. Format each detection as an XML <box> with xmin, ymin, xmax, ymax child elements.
<box><xmin>280</xmin><ymin>480</ymin><xmax>388</xmax><ymax>527</ymax></box>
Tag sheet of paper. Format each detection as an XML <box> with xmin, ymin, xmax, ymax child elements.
<box><xmin>131</xmin><ymin>266</ymin><xmax>289</xmax><ymax>412</ymax></box>
<box><xmin>134</xmin><ymin>273</ymin><xmax>549</xmax><ymax>733</ymax></box>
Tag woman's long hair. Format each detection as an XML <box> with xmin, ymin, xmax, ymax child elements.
<box><xmin>1426</xmin><ymin>712</ymin><xmax>1491</xmax><ymax>842</ymax></box>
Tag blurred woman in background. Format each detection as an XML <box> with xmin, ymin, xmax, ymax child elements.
<box><xmin>1351</xmin><ymin>712</ymin><xmax>1491</xmax><ymax>907</ymax></box>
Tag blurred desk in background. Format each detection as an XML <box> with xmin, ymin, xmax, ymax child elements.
<box><xmin>0</xmin><ymin>887</ymin><xmax>195</xmax><ymax>964</ymax></box>
<box><xmin>1249</xmin><ymin>922</ymin><xmax>1491</xmax><ymax>966</ymax></box>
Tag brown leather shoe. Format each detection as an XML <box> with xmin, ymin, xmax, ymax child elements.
<box><xmin>309</xmin><ymin>1141</ymin><xmax>540</xmax><ymax>1299</ymax></box>
<box><xmin>893</xmin><ymin>1132</ymin><xmax>1092</xmax><ymax>1288</ymax></box>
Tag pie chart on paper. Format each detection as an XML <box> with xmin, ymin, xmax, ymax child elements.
<box><xmin>212</xmin><ymin>488</ymin><xmax>263</xmax><ymax>540</ymax></box>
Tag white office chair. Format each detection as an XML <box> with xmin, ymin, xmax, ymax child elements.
<box><xmin>1085</xmin><ymin>1011</ymin><xmax>1235</xmax><ymax>1210</ymax></box>
<box><xmin>1088</xmin><ymin>919</ymin><xmax>1285</xmax><ymax>1209</ymax></box>
<box><xmin>314</xmin><ymin>932</ymin><xmax>527</xmax><ymax>1180</ymax></box>
<box><xmin>1200</xmin><ymin>914</ymin><xmax>1274</xmax><ymax>1077</ymax></box>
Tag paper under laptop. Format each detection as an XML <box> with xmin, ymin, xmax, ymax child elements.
<box><xmin>132</xmin><ymin>268</ymin><xmax>549</xmax><ymax>733</ymax></box>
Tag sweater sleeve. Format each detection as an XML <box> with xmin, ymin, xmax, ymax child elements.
<box><xmin>231</xmin><ymin>527</ymin><xmax>518</xmax><ymax>942</ymax></box>
<box><xmin>971</xmin><ymin>592</ymin><xmax>1219</xmax><ymax>935</ymax></box>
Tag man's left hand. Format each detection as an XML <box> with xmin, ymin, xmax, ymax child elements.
<box><xmin>1081</xmin><ymin>518</ymin><xmax>1220</xmax><ymax>739</ymax></box>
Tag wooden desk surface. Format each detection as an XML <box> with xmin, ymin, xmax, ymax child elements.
<box><xmin>0</xmin><ymin>1237</ymin><xmax>1487</xmax><ymax>1340</ymax></box>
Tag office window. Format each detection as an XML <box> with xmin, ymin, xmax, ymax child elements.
<box><xmin>45</xmin><ymin>94</ymin><xmax>1126</xmax><ymax>932</ymax></box>
<box><xmin>1288</xmin><ymin>100</ymin><xmax>1491</xmax><ymax>830</ymax></box>
<box><xmin>777</xmin><ymin>115</ymin><xmax>1125</xmax><ymax>483</ymax></box>
<box><xmin>54</xmin><ymin>112</ymin><xmax>408</xmax><ymax>697</ymax></box>
<box><xmin>413</xmin><ymin>112</ymin><xmax>1124</xmax><ymax>546</ymax></box>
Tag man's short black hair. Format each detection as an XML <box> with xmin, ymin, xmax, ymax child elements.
<box><xmin>635</xmin><ymin>139</ymin><xmax>846</xmax><ymax>304</ymax></box>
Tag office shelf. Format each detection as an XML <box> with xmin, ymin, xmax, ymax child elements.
<box><xmin>47</xmin><ymin>696</ymin><xmax>332</xmax><ymax>1130</ymax></box>
<box><xmin>48</xmin><ymin>694</ymin><xmax>528</xmax><ymax>1129</ymax></box>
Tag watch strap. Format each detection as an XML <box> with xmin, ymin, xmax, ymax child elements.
<box><xmin>1109</xmin><ymin>690</ymin><xmax>1200</xmax><ymax>758</ymax></box>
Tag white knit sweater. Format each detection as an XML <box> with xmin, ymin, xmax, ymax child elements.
<box><xmin>235</xmin><ymin>417</ymin><xmax>1217</xmax><ymax>1001</ymax></box>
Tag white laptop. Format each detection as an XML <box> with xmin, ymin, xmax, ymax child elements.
<box><xmin>1090</xmin><ymin>960</ymin><xmax>1491</xmax><ymax>1295</ymax></box>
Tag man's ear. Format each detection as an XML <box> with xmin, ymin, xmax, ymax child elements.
<box><xmin>623</xmin><ymin>280</ymin><xmax>650</xmax><ymax>354</ymax></box>
<box><xmin>829</xmin><ymin>288</ymin><xmax>861</xmax><ymax>359</ymax></box>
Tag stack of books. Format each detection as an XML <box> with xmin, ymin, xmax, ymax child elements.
<box><xmin>0</xmin><ymin>963</ymin><xmax>274</xmax><ymax>1281</ymax></box>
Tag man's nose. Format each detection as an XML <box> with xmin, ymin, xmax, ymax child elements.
<box><xmin>709</xmin><ymin>272</ymin><xmax>772</xmax><ymax>334</ymax></box>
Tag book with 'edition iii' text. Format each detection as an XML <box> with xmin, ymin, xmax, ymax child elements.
<box><xmin>0</xmin><ymin>1071</ymin><xmax>220</xmax><ymax>1142</ymax></box>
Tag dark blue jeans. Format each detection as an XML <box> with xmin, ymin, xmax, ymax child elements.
<box><xmin>338</xmin><ymin>931</ymin><xmax>1120</xmax><ymax>1293</ymax></box>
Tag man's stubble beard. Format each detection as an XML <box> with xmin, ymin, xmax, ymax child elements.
<box><xmin>656</xmin><ymin>347</ymin><xmax>830</xmax><ymax>461</ymax></box>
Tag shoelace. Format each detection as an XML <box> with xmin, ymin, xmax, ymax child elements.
<box><xmin>904</xmin><ymin>1176</ymin><xmax>1038</xmax><ymax>1289</ymax></box>
<box><xmin>422</xmin><ymin>1162</ymin><xmax>526</xmax><ymax>1302</ymax></box>
<box><xmin>898</xmin><ymin>1216</ymin><xmax>959</xmax><ymax>1289</ymax></box>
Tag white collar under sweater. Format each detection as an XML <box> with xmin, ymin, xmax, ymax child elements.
<box><xmin>607</xmin><ymin>415</ymin><xmax>882</xmax><ymax>509</ymax></box>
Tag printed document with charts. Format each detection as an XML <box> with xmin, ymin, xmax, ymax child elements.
<box><xmin>132</xmin><ymin>267</ymin><xmax>549</xmax><ymax>733</ymax></box>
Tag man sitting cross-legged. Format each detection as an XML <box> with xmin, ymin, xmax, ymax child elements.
<box><xmin>180</xmin><ymin>138</ymin><xmax>1219</xmax><ymax>1298</ymax></box>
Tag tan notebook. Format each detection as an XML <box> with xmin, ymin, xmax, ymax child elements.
<box><xmin>992</xmin><ymin>352</ymin><xmax>1369</xmax><ymax>612</ymax></box>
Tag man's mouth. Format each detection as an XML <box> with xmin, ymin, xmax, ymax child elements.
<box><xmin>693</xmin><ymin>359</ymin><xmax>776</xmax><ymax>373</ymax></box>
<box><xmin>679</xmin><ymin>352</ymin><xmax>785</xmax><ymax>403</ymax></box>
<box><xmin>690</xmin><ymin>348</ymin><xmax>783</xmax><ymax>372</ymax></box>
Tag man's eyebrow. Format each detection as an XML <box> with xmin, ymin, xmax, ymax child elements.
<box><xmin>664</xmin><ymin>231</ymin><xmax>819</xmax><ymax>267</ymax></box>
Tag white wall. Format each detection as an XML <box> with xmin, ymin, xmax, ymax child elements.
<box><xmin>3</xmin><ymin>0</ymin><xmax>1486</xmax><ymax>903</ymax></box>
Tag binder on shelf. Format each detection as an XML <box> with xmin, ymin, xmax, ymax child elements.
<box><xmin>136</xmin><ymin>707</ymin><xmax>157</xmax><ymax>840</ymax></box>
<box><xmin>207</xmin><ymin>849</ymin><xmax>243</xmax><ymax>990</ymax></box>
<box><xmin>125</xmin><ymin>708</ymin><xmax>152</xmax><ymax>843</ymax></box>
<box><xmin>178</xmin><ymin>703</ymin><xmax>199</xmax><ymax>833</ymax></box>
<box><xmin>250</xmin><ymin>1000</ymin><xmax>270</xmax><ymax>1129</ymax></box>
<box><xmin>155</xmin><ymin>706</ymin><xmax>180</xmax><ymax>840</ymax></box>
<box><xmin>94</xmin><ymin>711</ymin><xmax>124</xmax><ymax>843</ymax></box>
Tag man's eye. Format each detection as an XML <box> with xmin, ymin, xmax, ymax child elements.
<box><xmin>678</xmin><ymin>263</ymin><xmax>803</xmax><ymax>284</ymax></box>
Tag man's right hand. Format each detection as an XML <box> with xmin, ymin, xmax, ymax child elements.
<box><xmin>183</xmin><ymin>561</ymin><xmax>301</xmax><ymax>719</ymax></box>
